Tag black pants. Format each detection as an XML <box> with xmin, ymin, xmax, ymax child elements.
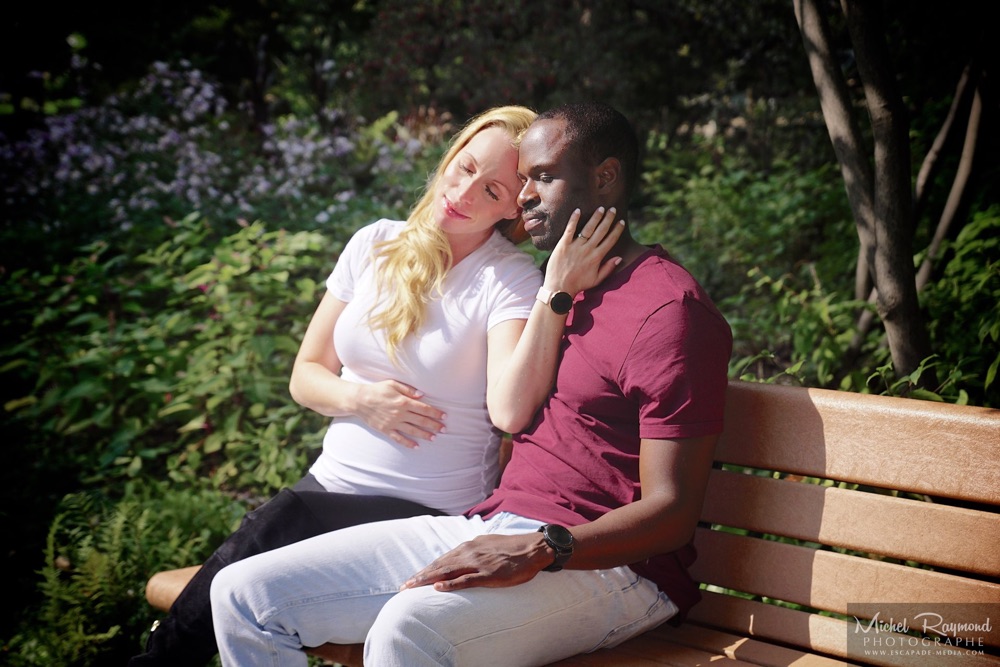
<box><xmin>128</xmin><ymin>475</ymin><xmax>443</xmax><ymax>666</ymax></box>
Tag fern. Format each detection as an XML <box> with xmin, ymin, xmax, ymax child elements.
<box><xmin>5</xmin><ymin>483</ymin><xmax>244</xmax><ymax>666</ymax></box>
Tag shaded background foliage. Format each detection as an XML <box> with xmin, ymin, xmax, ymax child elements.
<box><xmin>1</xmin><ymin>0</ymin><xmax>997</xmax><ymax>664</ymax></box>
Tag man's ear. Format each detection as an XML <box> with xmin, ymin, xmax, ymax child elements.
<box><xmin>595</xmin><ymin>157</ymin><xmax>622</xmax><ymax>194</ymax></box>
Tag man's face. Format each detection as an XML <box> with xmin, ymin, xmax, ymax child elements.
<box><xmin>516</xmin><ymin>118</ymin><xmax>598</xmax><ymax>251</ymax></box>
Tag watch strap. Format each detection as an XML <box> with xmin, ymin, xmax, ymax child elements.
<box><xmin>536</xmin><ymin>285</ymin><xmax>557</xmax><ymax>307</ymax></box>
<box><xmin>536</xmin><ymin>286</ymin><xmax>573</xmax><ymax>315</ymax></box>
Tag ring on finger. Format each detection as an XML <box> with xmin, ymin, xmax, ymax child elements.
<box><xmin>577</xmin><ymin>234</ymin><xmax>590</xmax><ymax>240</ymax></box>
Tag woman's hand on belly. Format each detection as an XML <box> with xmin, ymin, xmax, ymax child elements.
<box><xmin>354</xmin><ymin>380</ymin><xmax>446</xmax><ymax>449</ymax></box>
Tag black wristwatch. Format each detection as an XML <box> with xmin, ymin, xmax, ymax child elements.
<box><xmin>536</xmin><ymin>286</ymin><xmax>574</xmax><ymax>315</ymax></box>
<box><xmin>538</xmin><ymin>524</ymin><xmax>575</xmax><ymax>572</ymax></box>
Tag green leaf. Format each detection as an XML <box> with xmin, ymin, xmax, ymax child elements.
<box><xmin>908</xmin><ymin>388</ymin><xmax>944</xmax><ymax>402</ymax></box>
<box><xmin>203</xmin><ymin>432</ymin><xmax>225</xmax><ymax>454</ymax></box>
<box><xmin>985</xmin><ymin>353</ymin><xmax>999</xmax><ymax>390</ymax></box>
<box><xmin>5</xmin><ymin>395</ymin><xmax>38</xmax><ymax>411</ymax></box>
<box><xmin>177</xmin><ymin>415</ymin><xmax>208</xmax><ymax>433</ymax></box>
<box><xmin>158</xmin><ymin>401</ymin><xmax>195</xmax><ymax>417</ymax></box>
<box><xmin>127</xmin><ymin>456</ymin><xmax>143</xmax><ymax>476</ymax></box>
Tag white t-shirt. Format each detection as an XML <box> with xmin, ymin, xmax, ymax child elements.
<box><xmin>308</xmin><ymin>219</ymin><xmax>542</xmax><ymax>514</ymax></box>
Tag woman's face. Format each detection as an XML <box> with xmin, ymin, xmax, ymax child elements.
<box><xmin>433</xmin><ymin>126</ymin><xmax>523</xmax><ymax>240</ymax></box>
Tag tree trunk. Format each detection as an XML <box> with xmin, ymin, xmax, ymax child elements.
<box><xmin>841</xmin><ymin>0</ymin><xmax>933</xmax><ymax>379</ymax></box>
<box><xmin>913</xmin><ymin>65</ymin><xmax>976</xmax><ymax>225</ymax></box>
<box><xmin>835</xmin><ymin>62</ymin><xmax>980</xmax><ymax>382</ymax></box>
<box><xmin>915</xmin><ymin>83</ymin><xmax>982</xmax><ymax>291</ymax></box>
<box><xmin>795</xmin><ymin>0</ymin><xmax>934</xmax><ymax>382</ymax></box>
<box><xmin>793</xmin><ymin>0</ymin><xmax>876</xmax><ymax>301</ymax></box>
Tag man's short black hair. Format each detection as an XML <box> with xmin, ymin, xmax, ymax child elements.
<box><xmin>536</xmin><ymin>102</ymin><xmax>639</xmax><ymax>199</ymax></box>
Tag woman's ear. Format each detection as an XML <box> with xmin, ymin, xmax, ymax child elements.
<box><xmin>497</xmin><ymin>214</ymin><xmax>529</xmax><ymax>244</ymax></box>
<box><xmin>504</xmin><ymin>202</ymin><xmax>522</xmax><ymax>222</ymax></box>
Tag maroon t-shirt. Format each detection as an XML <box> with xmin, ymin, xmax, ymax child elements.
<box><xmin>467</xmin><ymin>245</ymin><xmax>732</xmax><ymax>616</ymax></box>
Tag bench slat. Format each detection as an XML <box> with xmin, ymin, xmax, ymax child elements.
<box><xmin>309</xmin><ymin>642</ymin><xmax>364</xmax><ymax>666</ymax></box>
<box><xmin>686</xmin><ymin>592</ymin><xmax>1000</xmax><ymax>667</ymax></box>
<box><xmin>691</xmin><ymin>528</ymin><xmax>1000</xmax><ymax>631</ymax></box>
<box><xmin>546</xmin><ymin>633</ymin><xmax>762</xmax><ymax>665</ymax></box>
<box><xmin>649</xmin><ymin>622</ymin><xmax>853</xmax><ymax>666</ymax></box>
<box><xmin>145</xmin><ymin>565</ymin><xmax>202</xmax><ymax>612</ymax></box>
<box><xmin>702</xmin><ymin>469</ymin><xmax>1000</xmax><ymax>575</ymax></box>
<box><xmin>717</xmin><ymin>383</ymin><xmax>1000</xmax><ymax>504</ymax></box>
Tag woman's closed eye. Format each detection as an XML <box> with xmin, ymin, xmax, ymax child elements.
<box><xmin>461</xmin><ymin>162</ymin><xmax>500</xmax><ymax>201</ymax></box>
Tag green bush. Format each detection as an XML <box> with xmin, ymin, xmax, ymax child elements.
<box><xmin>635</xmin><ymin>130</ymin><xmax>861</xmax><ymax>381</ymax></box>
<box><xmin>0</xmin><ymin>60</ymin><xmax>435</xmax><ymax>272</ymax></box>
<box><xmin>913</xmin><ymin>207</ymin><xmax>1000</xmax><ymax>405</ymax></box>
<box><xmin>636</xmin><ymin>131</ymin><xmax>999</xmax><ymax>406</ymax></box>
<box><xmin>730</xmin><ymin>267</ymin><xmax>878</xmax><ymax>388</ymax></box>
<box><xmin>146</xmin><ymin>216</ymin><xmax>332</xmax><ymax>491</ymax></box>
<box><xmin>4</xmin><ymin>482</ymin><xmax>244</xmax><ymax>666</ymax></box>
<box><xmin>2</xmin><ymin>214</ymin><xmax>339</xmax><ymax>494</ymax></box>
<box><xmin>2</xmin><ymin>57</ymin><xmax>438</xmax><ymax>663</ymax></box>
<box><xmin>636</xmin><ymin>131</ymin><xmax>854</xmax><ymax>301</ymax></box>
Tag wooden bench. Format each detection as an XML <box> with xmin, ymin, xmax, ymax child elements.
<box><xmin>145</xmin><ymin>380</ymin><xmax>1000</xmax><ymax>666</ymax></box>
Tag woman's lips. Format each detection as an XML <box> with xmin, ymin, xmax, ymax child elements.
<box><xmin>443</xmin><ymin>196</ymin><xmax>469</xmax><ymax>220</ymax></box>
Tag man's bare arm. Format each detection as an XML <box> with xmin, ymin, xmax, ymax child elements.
<box><xmin>401</xmin><ymin>434</ymin><xmax>718</xmax><ymax>592</ymax></box>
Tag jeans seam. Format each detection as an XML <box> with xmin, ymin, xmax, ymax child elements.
<box><xmin>257</xmin><ymin>586</ymin><xmax>400</xmax><ymax>628</ymax></box>
<box><xmin>592</xmin><ymin>592</ymin><xmax>677</xmax><ymax>652</ymax></box>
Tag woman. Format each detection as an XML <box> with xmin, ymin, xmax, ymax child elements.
<box><xmin>130</xmin><ymin>105</ymin><xmax>623</xmax><ymax>666</ymax></box>
<box><xmin>294</xmin><ymin>107</ymin><xmax>540</xmax><ymax>513</ymax></box>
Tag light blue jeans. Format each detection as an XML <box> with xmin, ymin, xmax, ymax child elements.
<box><xmin>210</xmin><ymin>512</ymin><xmax>678</xmax><ymax>666</ymax></box>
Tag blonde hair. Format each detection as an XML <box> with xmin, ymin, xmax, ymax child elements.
<box><xmin>369</xmin><ymin>105</ymin><xmax>537</xmax><ymax>363</ymax></box>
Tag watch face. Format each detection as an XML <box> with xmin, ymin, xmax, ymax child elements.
<box><xmin>550</xmin><ymin>291</ymin><xmax>573</xmax><ymax>315</ymax></box>
<box><xmin>545</xmin><ymin>524</ymin><xmax>574</xmax><ymax>549</ymax></box>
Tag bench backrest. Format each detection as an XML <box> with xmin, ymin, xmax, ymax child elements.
<box><xmin>688</xmin><ymin>381</ymin><xmax>1000</xmax><ymax>665</ymax></box>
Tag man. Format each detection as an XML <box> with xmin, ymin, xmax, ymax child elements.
<box><xmin>210</xmin><ymin>102</ymin><xmax>732</xmax><ymax>666</ymax></box>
